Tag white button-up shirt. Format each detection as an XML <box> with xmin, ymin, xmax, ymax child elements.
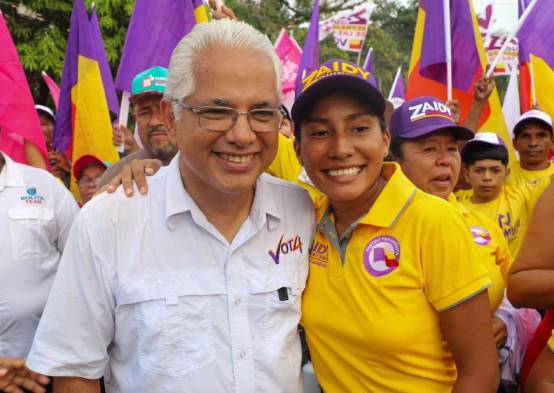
<box><xmin>27</xmin><ymin>154</ymin><xmax>315</xmax><ymax>393</ymax></box>
<box><xmin>0</xmin><ymin>152</ymin><xmax>78</xmax><ymax>358</ymax></box>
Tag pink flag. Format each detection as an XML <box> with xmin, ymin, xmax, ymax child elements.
<box><xmin>41</xmin><ymin>71</ymin><xmax>60</xmax><ymax>110</ymax></box>
<box><xmin>274</xmin><ymin>29</ymin><xmax>302</xmax><ymax>109</ymax></box>
<box><xmin>0</xmin><ymin>11</ymin><xmax>48</xmax><ymax>167</ymax></box>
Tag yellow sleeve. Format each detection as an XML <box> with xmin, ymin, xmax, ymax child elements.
<box><xmin>422</xmin><ymin>204</ymin><xmax>492</xmax><ymax>311</ymax></box>
<box><xmin>266</xmin><ymin>133</ymin><xmax>303</xmax><ymax>182</ymax></box>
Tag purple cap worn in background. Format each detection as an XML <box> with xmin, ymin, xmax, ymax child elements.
<box><xmin>291</xmin><ymin>59</ymin><xmax>385</xmax><ymax>131</ymax></box>
<box><xmin>390</xmin><ymin>96</ymin><xmax>474</xmax><ymax>140</ymax></box>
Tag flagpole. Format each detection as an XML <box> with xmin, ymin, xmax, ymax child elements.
<box><xmin>118</xmin><ymin>91</ymin><xmax>130</xmax><ymax>153</ymax></box>
<box><xmin>529</xmin><ymin>55</ymin><xmax>537</xmax><ymax>107</ymax></box>
<box><xmin>388</xmin><ymin>67</ymin><xmax>401</xmax><ymax>100</ymax></box>
<box><xmin>443</xmin><ymin>0</ymin><xmax>453</xmax><ymax>101</ymax></box>
<box><xmin>486</xmin><ymin>0</ymin><xmax>538</xmax><ymax>78</ymax></box>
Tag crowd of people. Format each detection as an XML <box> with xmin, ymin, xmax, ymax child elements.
<box><xmin>1</xmin><ymin>8</ymin><xmax>554</xmax><ymax>393</ymax></box>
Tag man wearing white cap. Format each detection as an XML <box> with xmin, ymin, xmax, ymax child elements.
<box><xmin>510</xmin><ymin>109</ymin><xmax>554</xmax><ymax>186</ymax></box>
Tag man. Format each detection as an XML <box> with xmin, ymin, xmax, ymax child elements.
<box><xmin>0</xmin><ymin>149</ymin><xmax>78</xmax><ymax>391</ymax></box>
<box><xmin>73</xmin><ymin>155</ymin><xmax>107</xmax><ymax>205</ymax></box>
<box><xmin>36</xmin><ymin>105</ymin><xmax>71</xmax><ymax>186</ymax></box>
<box><xmin>26</xmin><ymin>20</ymin><xmax>314</xmax><ymax>393</ymax></box>
<box><xmin>461</xmin><ymin>132</ymin><xmax>550</xmax><ymax>257</ymax></box>
<box><xmin>96</xmin><ymin>66</ymin><xmax>178</xmax><ymax>189</ymax></box>
<box><xmin>510</xmin><ymin>109</ymin><xmax>554</xmax><ymax>186</ymax></box>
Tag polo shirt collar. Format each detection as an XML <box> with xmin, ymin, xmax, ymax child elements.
<box><xmin>447</xmin><ymin>193</ymin><xmax>470</xmax><ymax>217</ymax></box>
<box><xmin>316</xmin><ymin>162</ymin><xmax>417</xmax><ymax>229</ymax></box>
<box><xmin>0</xmin><ymin>152</ymin><xmax>25</xmax><ymax>191</ymax></box>
<box><xmin>164</xmin><ymin>153</ymin><xmax>281</xmax><ymax>229</ymax></box>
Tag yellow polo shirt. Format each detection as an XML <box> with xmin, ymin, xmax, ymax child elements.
<box><xmin>449</xmin><ymin>194</ymin><xmax>512</xmax><ymax>312</ymax></box>
<box><xmin>461</xmin><ymin>179</ymin><xmax>550</xmax><ymax>257</ymax></box>
<box><xmin>302</xmin><ymin>163</ymin><xmax>491</xmax><ymax>393</ymax></box>
<box><xmin>508</xmin><ymin>162</ymin><xmax>554</xmax><ymax>186</ymax></box>
<box><xmin>266</xmin><ymin>133</ymin><xmax>323</xmax><ymax>201</ymax></box>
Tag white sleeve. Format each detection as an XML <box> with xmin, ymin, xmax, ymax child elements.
<box><xmin>52</xmin><ymin>180</ymin><xmax>79</xmax><ymax>251</ymax></box>
<box><xmin>26</xmin><ymin>208</ymin><xmax>115</xmax><ymax>378</ymax></box>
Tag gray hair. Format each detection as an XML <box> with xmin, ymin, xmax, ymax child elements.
<box><xmin>165</xmin><ymin>19</ymin><xmax>282</xmax><ymax>119</ymax></box>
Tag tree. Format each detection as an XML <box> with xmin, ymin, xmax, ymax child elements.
<box><xmin>1</xmin><ymin>0</ymin><xmax>132</xmax><ymax>106</ymax></box>
<box><xmin>2</xmin><ymin>0</ymin><xmax>418</xmax><ymax>106</ymax></box>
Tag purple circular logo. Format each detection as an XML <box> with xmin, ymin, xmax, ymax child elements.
<box><xmin>363</xmin><ymin>236</ymin><xmax>400</xmax><ymax>277</ymax></box>
<box><xmin>470</xmin><ymin>226</ymin><xmax>492</xmax><ymax>246</ymax></box>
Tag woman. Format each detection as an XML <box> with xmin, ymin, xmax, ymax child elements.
<box><xmin>292</xmin><ymin>61</ymin><xmax>498</xmax><ymax>392</ymax></box>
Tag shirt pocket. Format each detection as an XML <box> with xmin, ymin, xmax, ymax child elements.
<box><xmin>7</xmin><ymin>207</ymin><xmax>55</xmax><ymax>261</ymax></box>
<box><xmin>117</xmin><ymin>273</ymin><xmax>225</xmax><ymax>378</ymax></box>
<box><xmin>248</xmin><ymin>268</ymin><xmax>307</xmax><ymax>357</ymax></box>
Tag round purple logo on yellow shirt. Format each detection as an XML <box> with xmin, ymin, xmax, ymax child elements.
<box><xmin>363</xmin><ymin>236</ymin><xmax>400</xmax><ymax>277</ymax></box>
<box><xmin>470</xmin><ymin>226</ymin><xmax>491</xmax><ymax>246</ymax></box>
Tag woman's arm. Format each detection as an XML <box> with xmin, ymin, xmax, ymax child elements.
<box><xmin>438</xmin><ymin>291</ymin><xmax>499</xmax><ymax>393</ymax></box>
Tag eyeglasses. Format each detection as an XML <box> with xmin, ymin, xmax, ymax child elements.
<box><xmin>174</xmin><ymin>102</ymin><xmax>283</xmax><ymax>133</ymax></box>
<box><xmin>77</xmin><ymin>177</ymin><xmax>101</xmax><ymax>187</ymax></box>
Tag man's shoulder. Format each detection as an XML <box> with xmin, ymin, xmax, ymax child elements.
<box><xmin>260</xmin><ymin>173</ymin><xmax>313</xmax><ymax>203</ymax></box>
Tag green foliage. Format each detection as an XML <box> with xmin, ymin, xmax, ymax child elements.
<box><xmin>2</xmin><ymin>0</ymin><xmax>418</xmax><ymax>105</ymax></box>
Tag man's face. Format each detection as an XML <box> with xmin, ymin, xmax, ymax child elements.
<box><xmin>296</xmin><ymin>93</ymin><xmax>390</xmax><ymax>205</ymax></box>
<box><xmin>134</xmin><ymin>95</ymin><xmax>177</xmax><ymax>161</ymax></box>
<box><xmin>162</xmin><ymin>47</ymin><xmax>280</xmax><ymax>198</ymax></box>
<box><xmin>398</xmin><ymin>131</ymin><xmax>460</xmax><ymax>200</ymax></box>
<box><xmin>38</xmin><ymin>113</ymin><xmax>54</xmax><ymax>147</ymax></box>
<box><xmin>465</xmin><ymin>159</ymin><xmax>508</xmax><ymax>203</ymax></box>
<box><xmin>77</xmin><ymin>165</ymin><xmax>106</xmax><ymax>204</ymax></box>
<box><xmin>513</xmin><ymin>122</ymin><xmax>553</xmax><ymax>168</ymax></box>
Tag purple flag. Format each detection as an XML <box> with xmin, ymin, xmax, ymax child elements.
<box><xmin>90</xmin><ymin>5</ymin><xmax>119</xmax><ymax>116</ymax></box>
<box><xmin>517</xmin><ymin>0</ymin><xmax>554</xmax><ymax>70</ymax></box>
<box><xmin>295</xmin><ymin>0</ymin><xmax>320</xmax><ymax>96</ymax></box>
<box><xmin>518</xmin><ymin>0</ymin><xmax>532</xmax><ymax>17</ymax></box>
<box><xmin>419</xmin><ymin>0</ymin><xmax>481</xmax><ymax>92</ymax></box>
<box><xmin>388</xmin><ymin>67</ymin><xmax>405</xmax><ymax>99</ymax></box>
<box><xmin>115</xmin><ymin>0</ymin><xmax>196</xmax><ymax>93</ymax></box>
<box><xmin>363</xmin><ymin>47</ymin><xmax>374</xmax><ymax>74</ymax></box>
<box><xmin>53</xmin><ymin>0</ymin><xmax>80</xmax><ymax>153</ymax></box>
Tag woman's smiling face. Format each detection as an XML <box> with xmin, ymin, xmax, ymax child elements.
<box><xmin>296</xmin><ymin>93</ymin><xmax>390</xmax><ymax>205</ymax></box>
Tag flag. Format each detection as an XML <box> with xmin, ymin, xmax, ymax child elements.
<box><xmin>274</xmin><ymin>29</ymin><xmax>303</xmax><ymax>110</ymax></box>
<box><xmin>192</xmin><ymin>0</ymin><xmax>209</xmax><ymax>23</ymax></box>
<box><xmin>41</xmin><ymin>71</ymin><xmax>60</xmax><ymax>110</ymax></box>
<box><xmin>115</xmin><ymin>0</ymin><xmax>197</xmax><ymax>93</ymax></box>
<box><xmin>406</xmin><ymin>0</ymin><xmax>513</xmax><ymax>161</ymax></box>
<box><xmin>0</xmin><ymin>11</ymin><xmax>48</xmax><ymax>167</ymax></box>
<box><xmin>518</xmin><ymin>0</ymin><xmax>532</xmax><ymax>113</ymax></box>
<box><xmin>90</xmin><ymin>5</ymin><xmax>119</xmax><ymax>116</ymax></box>
<box><xmin>328</xmin><ymin>7</ymin><xmax>369</xmax><ymax>53</ymax></box>
<box><xmin>477</xmin><ymin>2</ymin><xmax>493</xmax><ymax>39</ymax></box>
<box><xmin>55</xmin><ymin>0</ymin><xmax>119</xmax><ymax>201</ymax></box>
<box><xmin>389</xmin><ymin>67</ymin><xmax>405</xmax><ymax>100</ymax></box>
<box><xmin>503</xmin><ymin>66</ymin><xmax>521</xmax><ymax>139</ymax></box>
<box><xmin>363</xmin><ymin>47</ymin><xmax>374</xmax><ymax>74</ymax></box>
<box><xmin>517</xmin><ymin>0</ymin><xmax>554</xmax><ymax>120</ymax></box>
<box><xmin>295</xmin><ymin>0</ymin><xmax>320</xmax><ymax>96</ymax></box>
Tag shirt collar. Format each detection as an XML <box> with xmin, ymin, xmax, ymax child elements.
<box><xmin>316</xmin><ymin>162</ymin><xmax>417</xmax><ymax>229</ymax></box>
<box><xmin>447</xmin><ymin>193</ymin><xmax>470</xmax><ymax>217</ymax></box>
<box><xmin>0</xmin><ymin>152</ymin><xmax>25</xmax><ymax>191</ymax></box>
<box><xmin>164</xmin><ymin>153</ymin><xmax>281</xmax><ymax>229</ymax></box>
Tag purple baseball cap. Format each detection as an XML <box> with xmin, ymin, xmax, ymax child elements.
<box><xmin>460</xmin><ymin>132</ymin><xmax>508</xmax><ymax>162</ymax></box>
<box><xmin>291</xmin><ymin>59</ymin><xmax>385</xmax><ymax>132</ymax></box>
<box><xmin>390</xmin><ymin>96</ymin><xmax>474</xmax><ymax>140</ymax></box>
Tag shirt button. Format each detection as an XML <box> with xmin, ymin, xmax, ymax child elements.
<box><xmin>234</xmin><ymin>298</ymin><xmax>241</xmax><ymax>306</ymax></box>
<box><xmin>240</xmin><ymin>351</ymin><xmax>246</xmax><ymax>359</ymax></box>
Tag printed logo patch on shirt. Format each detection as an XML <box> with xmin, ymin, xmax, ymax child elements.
<box><xmin>21</xmin><ymin>187</ymin><xmax>45</xmax><ymax>205</ymax></box>
<box><xmin>309</xmin><ymin>241</ymin><xmax>329</xmax><ymax>268</ymax></box>
<box><xmin>268</xmin><ymin>234</ymin><xmax>303</xmax><ymax>264</ymax></box>
<box><xmin>363</xmin><ymin>236</ymin><xmax>400</xmax><ymax>277</ymax></box>
<box><xmin>470</xmin><ymin>226</ymin><xmax>492</xmax><ymax>246</ymax></box>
